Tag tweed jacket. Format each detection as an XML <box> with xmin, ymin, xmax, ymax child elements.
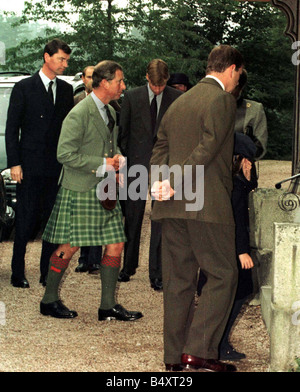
<box><xmin>57</xmin><ymin>94</ymin><xmax>121</xmax><ymax>192</ymax></box>
<box><xmin>118</xmin><ymin>84</ymin><xmax>182</xmax><ymax>169</ymax></box>
<box><xmin>5</xmin><ymin>72</ymin><xmax>74</xmax><ymax>177</ymax></box>
<box><xmin>150</xmin><ymin>77</ymin><xmax>237</xmax><ymax>225</ymax></box>
<box><xmin>234</xmin><ymin>98</ymin><xmax>268</xmax><ymax>160</ymax></box>
<box><xmin>74</xmin><ymin>90</ymin><xmax>86</xmax><ymax>106</ymax></box>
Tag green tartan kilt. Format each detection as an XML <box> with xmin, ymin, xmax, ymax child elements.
<box><xmin>42</xmin><ymin>186</ymin><xmax>126</xmax><ymax>247</ymax></box>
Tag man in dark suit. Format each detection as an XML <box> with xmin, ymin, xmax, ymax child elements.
<box><xmin>150</xmin><ymin>45</ymin><xmax>244</xmax><ymax>372</ymax></box>
<box><xmin>117</xmin><ymin>59</ymin><xmax>182</xmax><ymax>290</ymax></box>
<box><xmin>5</xmin><ymin>38</ymin><xmax>74</xmax><ymax>288</ymax></box>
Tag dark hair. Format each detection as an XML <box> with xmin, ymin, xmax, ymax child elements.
<box><xmin>43</xmin><ymin>38</ymin><xmax>72</xmax><ymax>60</ymax></box>
<box><xmin>92</xmin><ymin>60</ymin><xmax>123</xmax><ymax>88</ymax></box>
<box><xmin>206</xmin><ymin>45</ymin><xmax>244</xmax><ymax>74</ymax></box>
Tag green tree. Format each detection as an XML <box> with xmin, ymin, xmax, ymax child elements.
<box><xmin>1</xmin><ymin>0</ymin><xmax>294</xmax><ymax>159</ymax></box>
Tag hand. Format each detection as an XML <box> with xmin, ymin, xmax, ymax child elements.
<box><xmin>106</xmin><ymin>155</ymin><xmax>125</xmax><ymax>172</ymax></box>
<box><xmin>10</xmin><ymin>165</ymin><xmax>23</xmax><ymax>183</ymax></box>
<box><xmin>151</xmin><ymin>180</ymin><xmax>175</xmax><ymax>201</ymax></box>
<box><xmin>238</xmin><ymin>253</ymin><xmax>254</xmax><ymax>269</ymax></box>
<box><xmin>114</xmin><ymin>154</ymin><xmax>126</xmax><ymax>170</ymax></box>
<box><xmin>241</xmin><ymin>158</ymin><xmax>252</xmax><ymax>181</ymax></box>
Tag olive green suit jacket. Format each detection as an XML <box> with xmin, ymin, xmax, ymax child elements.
<box><xmin>57</xmin><ymin>94</ymin><xmax>121</xmax><ymax>192</ymax></box>
<box><xmin>150</xmin><ymin>77</ymin><xmax>237</xmax><ymax>226</ymax></box>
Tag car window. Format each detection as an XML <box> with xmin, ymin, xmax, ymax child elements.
<box><xmin>0</xmin><ymin>86</ymin><xmax>13</xmax><ymax>170</ymax></box>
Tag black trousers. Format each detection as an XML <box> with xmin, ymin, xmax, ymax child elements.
<box><xmin>11</xmin><ymin>175</ymin><xmax>59</xmax><ymax>279</ymax></box>
<box><xmin>78</xmin><ymin>246</ymin><xmax>103</xmax><ymax>265</ymax></box>
<box><xmin>122</xmin><ymin>197</ymin><xmax>162</xmax><ymax>280</ymax></box>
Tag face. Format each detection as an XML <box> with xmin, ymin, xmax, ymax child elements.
<box><xmin>146</xmin><ymin>74</ymin><xmax>167</xmax><ymax>95</ymax></box>
<box><xmin>82</xmin><ymin>67</ymin><xmax>94</xmax><ymax>86</ymax></box>
<box><xmin>44</xmin><ymin>49</ymin><xmax>70</xmax><ymax>77</ymax></box>
<box><xmin>106</xmin><ymin>69</ymin><xmax>126</xmax><ymax>100</ymax></box>
<box><xmin>172</xmin><ymin>83</ymin><xmax>187</xmax><ymax>92</ymax></box>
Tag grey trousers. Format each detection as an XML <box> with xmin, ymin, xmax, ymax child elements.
<box><xmin>161</xmin><ymin>219</ymin><xmax>238</xmax><ymax>363</ymax></box>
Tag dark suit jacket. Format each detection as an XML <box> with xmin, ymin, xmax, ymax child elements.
<box><xmin>5</xmin><ymin>72</ymin><xmax>74</xmax><ymax>177</ymax></box>
<box><xmin>150</xmin><ymin>77</ymin><xmax>237</xmax><ymax>225</ymax></box>
<box><xmin>118</xmin><ymin>85</ymin><xmax>182</xmax><ymax>169</ymax></box>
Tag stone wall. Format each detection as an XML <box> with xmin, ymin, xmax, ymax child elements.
<box><xmin>249</xmin><ymin>188</ymin><xmax>300</xmax><ymax>371</ymax></box>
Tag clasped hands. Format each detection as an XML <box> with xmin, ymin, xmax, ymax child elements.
<box><xmin>151</xmin><ymin>179</ymin><xmax>175</xmax><ymax>201</ymax></box>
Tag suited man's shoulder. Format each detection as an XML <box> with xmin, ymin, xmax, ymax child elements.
<box><xmin>56</xmin><ymin>76</ymin><xmax>73</xmax><ymax>93</ymax></box>
<box><xmin>124</xmin><ymin>84</ymin><xmax>147</xmax><ymax>97</ymax></box>
<box><xmin>12</xmin><ymin>72</ymin><xmax>39</xmax><ymax>90</ymax></box>
<box><xmin>74</xmin><ymin>91</ymin><xmax>86</xmax><ymax>105</ymax></box>
<box><xmin>243</xmin><ymin>99</ymin><xmax>264</xmax><ymax>111</ymax></box>
<box><xmin>163</xmin><ymin>85</ymin><xmax>183</xmax><ymax>99</ymax></box>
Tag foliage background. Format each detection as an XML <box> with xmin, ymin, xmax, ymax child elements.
<box><xmin>0</xmin><ymin>0</ymin><xmax>295</xmax><ymax>160</ymax></box>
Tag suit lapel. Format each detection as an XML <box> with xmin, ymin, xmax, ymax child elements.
<box><xmin>33</xmin><ymin>72</ymin><xmax>55</xmax><ymax>115</ymax></box>
<box><xmin>138</xmin><ymin>85</ymin><xmax>152</xmax><ymax>134</ymax></box>
<box><xmin>87</xmin><ymin>95</ymin><xmax>109</xmax><ymax>139</ymax></box>
<box><xmin>156</xmin><ymin>87</ymin><xmax>170</xmax><ymax>127</ymax></box>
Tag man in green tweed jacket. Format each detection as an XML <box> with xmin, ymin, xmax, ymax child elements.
<box><xmin>40</xmin><ymin>60</ymin><xmax>143</xmax><ymax>322</ymax></box>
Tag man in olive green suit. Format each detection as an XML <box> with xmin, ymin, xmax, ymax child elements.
<box><xmin>150</xmin><ymin>45</ymin><xmax>244</xmax><ymax>372</ymax></box>
<box><xmin>40</xmin><ymin>60</ymin><xmax>143</xmax><ymax>322</ymax></box>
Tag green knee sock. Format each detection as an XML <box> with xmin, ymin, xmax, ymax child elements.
<box><xmin>42</xmin><ymin>253</ymin><xmax>70</xmax><ymax>304</ymax></box>
<box><xmin>99</xmin><ymin>255</ymin><xmax>121</xmax><ymax>310</ymax></box>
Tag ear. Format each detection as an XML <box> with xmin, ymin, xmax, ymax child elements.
<box><xmin>229</xmin><ymin>64</ymin><xmax>236</xmax><ymax>76</ymax></box>
<box><xmin>44</xmin><ymin>52</ymin><xmax>50</xmax><ymax>63</ymax></box>
<box><xmin>146</xmin><ymin>74</ymin><xmax>150</xmax><ymax>83</ymax></box>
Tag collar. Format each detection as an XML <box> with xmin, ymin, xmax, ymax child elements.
<box><xmin>205</xmin><ymin>75</ymin><xmax>225</xmax><ymax>91</ymax></box>
<box><xmin>39</xmin><ymin>69</ymin><xmax>57</xmax><ymax>88</ymax></box>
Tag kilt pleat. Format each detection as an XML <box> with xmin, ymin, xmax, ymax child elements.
<box><xmin>43</xmin><ymin>186</ymin><xmax>126</xmax><ymax>247</ymax></box>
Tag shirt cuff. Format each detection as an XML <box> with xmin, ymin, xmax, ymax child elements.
<box><xmin>96</xmin><ymin>159</ymin><xmax>106</xmax><ymax>177</ymax></box>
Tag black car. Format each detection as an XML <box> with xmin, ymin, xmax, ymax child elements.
<box><xmin>0</xmin><ymin>72</ymin><xmax>84</xmax><ymax>240</ymax></box>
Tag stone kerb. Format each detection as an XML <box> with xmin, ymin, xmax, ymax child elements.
<box><xmin>248</xmin><ymin>188</ymin><xmax>299</xmax><ymax>291</ymax></box>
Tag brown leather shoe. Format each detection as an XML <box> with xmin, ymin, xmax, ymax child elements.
<box><xmin>181</xmin><ymin>353</ymin><xmax>236</xmax><ymax>372</ymax></box>
<box><xmin>165</xmin><ymin>364</ymin><xmax>183</xmax><ymax>371</ymax></box>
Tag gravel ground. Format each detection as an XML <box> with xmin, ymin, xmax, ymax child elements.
<box><xmin>0</xmin><ymin>160</ymin><xmax>292</xmax><ymax>373</ymax></box>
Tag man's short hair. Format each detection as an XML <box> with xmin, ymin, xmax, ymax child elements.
<box><xmin>206</xmin><ymin>45</ymin><xmax>244</xmax><ymax>74</ymax></box>
<box><xmin>146</xmin><ymin>59</ymin><xmax>169</xmax><ymax>86</ymax></box>
<box><xmin>82</xmin><ymin>65</ymin><xmax>95</xmax><ymax>77</ymax></box>
<box><xmin>92</xmin><ymin>60</ymin><xmax>123</xmax><ymax>88</ymax></box>
<box><xmin>43</xmin><ymin>38</ymin><xmax>72</xmax><ymax>59</ymax></box>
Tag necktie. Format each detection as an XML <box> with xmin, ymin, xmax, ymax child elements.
<box><xmin>105</xmin><ymin>105</ymin><xmax>115</xmax><ymax>132</ymax></box>
<box><xmin>48</xmin><ymin>80</ymin><xmax>54</xmax><ymax>104</ymax></box>
<box><xmin>150</xmin><ymin>95</ymin><xmax>157</xmax><ymax>134</ymax></box>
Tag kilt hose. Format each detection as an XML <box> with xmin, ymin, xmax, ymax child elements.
<box><xmin>42</xmin><ymin>186</ymin><xmax>126</xmax><ymax>247</ymax></box>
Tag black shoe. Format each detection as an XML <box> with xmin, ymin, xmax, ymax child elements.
<box><xmin>75</xmin><ymin>263</ymin><xmax>89</xmax><ymax>273</ymax></box>
<box><xmin>88</xmin><ymin>264</ymin><xmax>100</xmax><ymax>274</ymax></box>
<box><xmin>165</xmin><ymin>364</ymin><xmax>183</xmax><ymax>371</ymax></box>
<box><xmin>150</xmin><ymin>278</ymin><xmax>163</xmax><ymax>291</ymax></box>
<box><xmin>118</xmin><ymin>271</ymin><xmax>132</xmax><ymax>282</ymax></box>
<box><xmin>11</xmin><ymin>276</ymin><xmax>30</xmax><ymax>288</ymax></box>
<box><xmin>39</xmin><ymin>275</ymin><xmax>47</xmax><ymax>287</ymax></box>
<box><xmin>98</xmin><ymin>304</ymin><xmax>143</xmax><ymax>321</ymax></box>
<box><xmin>40</xmin><ymin>300</ymin><xmax>78</xmax><ymax>319</ymax></box>
<box><xmin>219</xmin><ymin>344</ymin><xmax>246</xmax><ymax>361</ymax></box>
